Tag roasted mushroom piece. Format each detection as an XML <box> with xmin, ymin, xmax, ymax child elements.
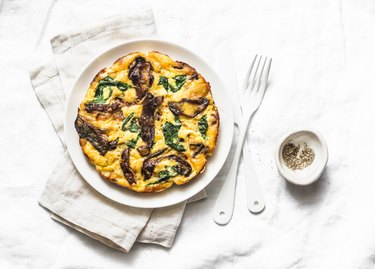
<box><xmin>141</xmin><ymin>148</ymin><xmax>167</xmax><ymax>179</ymax></box>
<box><xmin>120</xmin><ymin>148</ymin><xmax>136</xmax><ymax>184</ymax></box>
<box><xmin>85</xmin><ymin>98</ymin><xmax>124</xmax><ymax>113</ymax></box>
<box><xmin>137</xmin><ymin>145</ymin><xmax>150</xmax><ymax>157</ymax></box>
<box><xmin>142</xmin><ymin>153</ymin><xmax>192</xmax><ymax>180</ymax></box>
<box><xmin>74</xmin><ymin>115</ymin><xmax>118</xmax><ymax>155</ymax></box>
<box><xmin>140</xmin><ymin>93</ymin><xmax>164</xmax><ymax>152</ymax></box>
<box><xmin>168</xmin><ymin>98</ymin><xmax>209</xmax><ymax>118</ymax></box>
<box><xmin>189</xmin><ymin>143</ymin><xmax>206</xmax><ymax>157</ymax></box>
<box><xmin>190</xmin><ymin>73</ymin><xmax>199</xmax><ymax>80</ymax></box>
<box><xmin>128</xmin><ymin>56</ymin><xmax>154</xmax><ymax>99</ymax></box>
<box><xmin>85</xmin><ymin>98</ymin><xmax>125</xmax><ymax>120</ymax></box>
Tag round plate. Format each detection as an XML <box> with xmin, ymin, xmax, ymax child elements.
<box><xmin>64</xmin><ymin>39</ymin><xmax>234</xmax><ymax>208</ymax></box>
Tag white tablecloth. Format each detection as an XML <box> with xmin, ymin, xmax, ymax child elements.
<box><xmin>2</xmin><ymin>0</ymin><xmax>375</xmax><ymax>268</ymax></box>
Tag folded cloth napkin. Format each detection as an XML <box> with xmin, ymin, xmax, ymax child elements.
<box><xmin>30</xmin><ymin>9</ymin><xmax>206</xmax><ymax>252</ymax></box>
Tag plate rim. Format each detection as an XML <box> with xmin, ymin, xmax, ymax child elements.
<box><xmin>64</xmin><ymin>38</ymin><xmax>234</xmax><ymax>208</ymax></box>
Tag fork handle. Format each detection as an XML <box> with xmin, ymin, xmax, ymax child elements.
<box><xmin>213</xmin><ymin>121</ymin><xmax>248</xmax><ymax>225</ymax></box>
<box><xmin>243</xmin><ymin>138</ymin><xmax>266</xmax><ymax>213</ymax></box>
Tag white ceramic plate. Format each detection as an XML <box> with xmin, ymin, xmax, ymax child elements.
<box><xmin>65</xmin><ymin>39</ymin><xmax>234</xmax><ymax>208</ymax></box>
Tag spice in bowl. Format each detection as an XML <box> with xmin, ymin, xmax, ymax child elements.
<box><xmin>281</xmin><ymin>142</ymin><xmax>315</xmax><ymax>170</ymax></box>
<box><xmin>275</xmin><ymin>129</ymin><xmax>328</xmax><ymax>185</ymax></box>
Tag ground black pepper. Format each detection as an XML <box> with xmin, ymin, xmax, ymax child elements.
<box><xmin>282</xmin><ymin>142</ymin><xmax>315</xmax><ymax>170</ymax></box>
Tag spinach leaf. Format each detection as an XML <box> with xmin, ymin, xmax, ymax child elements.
<box><xmin>93</xmin><ymin>76</ymin><xmax>132</xmax><ymax>103</ymax></box>
<box><xmin>122</xmin><ymin>112</ymin><xmax>140</xmax><ymax>133</ymax></box>
<box><xmin>157</xmin><ymin>75</ymin><xmax>187</xmax><ymax>93</ymax></box>
<box><xmin>122</xmin><ymin>112</ymin><xmax>134</xmax><ymax>131</ymax></box>
<box><xmin>125</xmin><ymin>135</ymin><xmax>139</xmax><ymax>149</ymax></box>
<box><xmin>99</xmin><ymin>76</ymin><xmax>132</xmax><ymax>91</ymax></box>
<box><xmin>174</xmin><ymin>115</ymin><xmax>181</xmax><ymax>126</ymax></box>
<box><xmin>128</xmin><ymin>119</ymin><xmax>140</xmax><ymax>133</ymax></box>
<box><xmin>158</xmin><ymin>76</ymin><xmax>169</xmax><ymax>91</ymax></box>
<box><xmin>116</xmin><ymin>81</ymin><xmax>131</xmax><ymax>91</ymax></box>
<box><xmin>174</xmin><ymin>75</ymin><xmax>187</xmax><ymax>90</ymax></box>
<box><xmin>93</xmin><ymin>86</ymin><xmax>112</xmax><ymax>104</ymax></box>
<box><xmin>147</xmin><ymin>165</ymin><xmax>179</xmax><ymax>185</ymax></box>
<box><xmin>158</xmin><ymin>166</ymin><xmax>179</xmax><ymax>181</ymax></box>
<box><xmin>162</xmin><ymin>121</ymin><xmax>185</xmax><ymax>152</ymax></box>
<box><xmin>198</xmin><ymin>115</ymin><xmax>208</xmax><ymax>140</ymax></box>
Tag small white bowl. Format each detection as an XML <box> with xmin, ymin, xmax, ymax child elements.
<box><xmin>275</xmin><ymin>129</ymin><xmax>328</xmax><ymax>186</ymax></box>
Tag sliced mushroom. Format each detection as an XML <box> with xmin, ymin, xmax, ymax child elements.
<box><xmin>168</xmin><ymin>98</ymin><xmax>209</xmax><ymax>118</ymax></box>
<box><xmin>128</xmin><ymin>56</ymin><xmax>154</xmax><ymax>99</ymax></box>
<box><xmin>137</xmin><ymin>145</ymin><xmax>150</xmax><ymax>157</ymax></box>
<box><xmin>173</xmin><ymin>61</ymin><xmax>187</xmax><ymax>70</ymax></box>
<box><xmin>173</xmin><ymin>61</ymin><xmax>199</xmax><ymax>80</ymax></box>
<box><xmin>155</xmin><ymin>110</ymin><xmax>161</xmax><ymax>121</ymax></box>
<box><xmin>85</xmin><ymin>98</ymin><xmax>123</xmax><ymax>113</ymax></box>
<box><xmin>146</xmin><ymin>148</ymin><xmax>168</xmax><ymax>159</ymax></box>
<box><xmin>74</xmin><ymin>115</ymin><xmax>118</xmax><ymax>155</ymax></box>
<box><xmin>141</xmin><ymin>148</ymin><xmax>167</xmax><ymax>179</ymax></box>
<box><xmin>189</xmin><ymin>143</ymin><xmax>206</xmax><ymax>157</ymax></box>
<box><xmin>120</xmin><ymin>148</ymin><xmax>136</xmax><ymax>185</ymax></box>
<box><xmin>142</xmin><ymin>153</ymin><xmax>192</xmax><ymax>180</ymax></box>
<box><xmin>85</xmin><ymin>98</ymin><xmax>125</xmax><ymax>120</ymax></box>
<box><xmin>140</xmin><ymin>93</ymin><xmax>164</xmax><ymax>151</ymax></box>
<box><xmin>168</xmin><ymin>155</ymin><xmax>192</xmax><ymax>176</ymax></box>
<box><xmin>190</xmin><ymin>73</ymin><xmax>199</xmax><ymax>80</ymax></box>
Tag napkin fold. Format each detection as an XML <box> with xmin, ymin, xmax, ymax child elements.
<box><xmin>30</xmin><ymin>9</ymin><xmax>206</xmax><ymax>252</ymax></box>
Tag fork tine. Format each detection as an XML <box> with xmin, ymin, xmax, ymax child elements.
<box><xmin>253</xmin><ymin>57</ymin><xmax>267</xmax><ymax>93</ymax></box>
<box><xmin>243</xmin><ymin>55</ymin><xmax>258</xmax><ymax>91</ymax></box>
<box><xmin>257</xmin><ymin>58</ymin><xmax>272</xmax><ymax>98</ymax></box>
<box><xmin>265</xmin><ymin>58</ymin><xmax>272</xmax><ymax>81</ymax></box>
<box><xmin>246</xmin><ymin>56</ymin><xmax>262</xmax><ymax>93</ymax></box>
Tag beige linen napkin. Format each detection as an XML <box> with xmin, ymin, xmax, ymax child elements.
<box><xmin>30</xmin><ymin>9</ymin><xmax>206</xmax><ymax>252</ymax></box>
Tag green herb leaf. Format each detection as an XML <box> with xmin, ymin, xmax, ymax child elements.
<box><xmin>159</xmin><ymin>165</ymin><xmax>179</xmax><ymax>180</ymax></box>
<box><xmin>174</xmin><ymin>75</ymin><xmax>187</xmax><ymax>90</ymax></box>
<box><xmin>162</xmin><ymin>121</ymin><xmax>185</xmax><ymax>152</ymax></box>
<box><xmin>98</xmin><ymin>76</ymin><xmax>115</xmax><ymax>86</ymax></box>
<box><xmin>174</xmin><ymin>115</ymin><xmax>181</xmax><ymax>126</ymax></box>
<box><xmin>122</xmin><ymin>112</ymin><xmax>140</xmax><ymax>133</ymax></box>
<box><xmin>158</xmin><ymin>75</ymin><xmax>187</xmax><ymax>93</ymax></box>
<box><xmin>93</xmin><ymin>76</ymin><xmax>132</xmax><ymax>104</ymax></box>
<box><xmin>147</xmin><ymin>165</ymin><xmax>179</xmax><ymax>185</ymax></box>
<box><xmin>157</xmin><ymin>170</ymin><xmax>170</xmax><ymax>181</ymax></box>
<box><xmin>125</xmin><ymin>136</ymin><xmax>139</xmax><ymax>149</ymax></box>
<box><xmin>116</xmin><ymin>81</ymin><xmax>131</xmax><ymax>91</ymax></box>
<box><xmin>99</xmin><ymin>76</ymin><xmax>132</xmax><ymax>91</ymax></box>
<box><xmin>93</xmin><ymin>86</ymin><xmax>113</xmax><ymax>104</ymax></box>
<box><xmin>168</xmin><ymin>165</ymin><xmax>179</xmax><ymax>177</ymax></box>
<box><xmin>122</xmin><ymin>112</ymin><xmax>135</xmax><ymax>131</ymax></box>
<box><xmin>128</xmin><ymin>119</ymin><xmax>140</xmax><ymax>133</ymax></box>
<box><xmin>158</xmin><ymin>76</ymin><xmax>169</xmax><ymax>91</ymax></box>
<box><xmin>198</xmin><ymin>115</ymin><xmax>208</xmax><ymax>140</ymax></box>
<box><xmin>170</xmin><ymin>142</ymin><xmax>185</xmax><ymax>151</ymax></box>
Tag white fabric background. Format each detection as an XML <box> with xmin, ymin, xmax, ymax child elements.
<box><xmin>1</xmin><ymin>0</ymin><xmax>375</xmax><ymax>268</ymax></box>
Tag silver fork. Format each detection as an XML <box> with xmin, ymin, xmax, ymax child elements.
<box><xmin>213</xmin><ymin>55</ymin><xmax>272</xmax><ymax>225</ymax></box>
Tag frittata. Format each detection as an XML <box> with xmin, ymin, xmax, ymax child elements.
<box><xmin>75</xmin><ymin>51</ymin><xmax>219</xmax><ymax>192</ymax></box>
